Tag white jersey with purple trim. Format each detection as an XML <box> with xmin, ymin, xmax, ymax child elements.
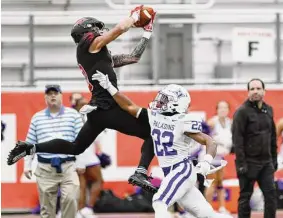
<box><xmin>147</xmin><ymin>109</ymin><xmax>202</xmax><ymax>168</ymax></box>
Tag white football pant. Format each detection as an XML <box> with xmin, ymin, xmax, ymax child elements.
<box><xmin>152</xmin><ymin>161</ymin><xmax>233</xmax><ymax>218</ymax></box>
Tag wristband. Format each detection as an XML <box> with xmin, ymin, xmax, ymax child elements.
<box><xmin>131</xmin><ymin>12</ymin><xmax>139</xmax><ymax>23</ymax></box>
<box><xmin>108</xmin><ymin>84</ymin><xmax>118</xmax><ymax>96</ymax></box>
<box><xmin>142</xmin><ymin>31</ymin><xmax>152</xmax><ymax>39</ymax></box>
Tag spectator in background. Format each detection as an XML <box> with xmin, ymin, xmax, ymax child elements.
<box><xmin>69</xmin><ymin>92</ymin><xmax>85</xmax><ymax>111</ymax></box>
<box><xmin>205</xmin><ymin>101</ymin><xmax>232</xmax><ymax>214</ymax></box>
<box><xmin>276</xmin><ymin>118</ymin><xmax>283</xmax><ymax>169</ymax></box>
<box><xmin>232</xmin><ymin>78</ymin><xmax>277</xmax><ymax>218</ymax></box>
<box><xmin>23</xmin><ymin>85</ymin><xmax>81</xmax><ymax>218</ymax></box>
<box><xmin>70</xmin><ymin>93</ymin><xmax>110</xmax><ymax>218</ymax></box>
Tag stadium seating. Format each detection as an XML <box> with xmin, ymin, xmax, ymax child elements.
<box><xmin>1</xmin><ymin>0</ymin><xmax>283</xmax><ymax>85</ymax></box>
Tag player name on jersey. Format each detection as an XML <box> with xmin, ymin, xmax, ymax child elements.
<box><xmin>153</xmin><ymin>120</ymin><xmax>175</xmax><ymax>131</ymax></box>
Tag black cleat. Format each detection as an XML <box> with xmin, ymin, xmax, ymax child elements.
<box><xmin>7</xmin><ymin>141</ymin><xmax>34</xmax><ymax>165</ymax></box>
<box><xmin>128</xmin><ymin>172</ymin><xmax>158</xmax><ymax>194</ymax></box>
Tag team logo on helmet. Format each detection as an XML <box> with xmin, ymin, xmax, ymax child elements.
<box><xmin>170</xmin><ymin>89</ymin><xmax>188</xmax><ymax>99</ymax></box>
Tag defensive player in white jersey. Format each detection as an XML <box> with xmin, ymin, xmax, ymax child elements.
<box><xmin>92</xmin><ymin>71</ymin><xmax>233</xmax><ymax>218</ymax></box>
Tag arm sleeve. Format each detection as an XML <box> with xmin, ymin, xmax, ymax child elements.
<box><xmin>112</xmin><ymin>37</ymin><xmax>150</xmax><ymax>68</ymax></box>
<box><xmin>232</xmin><ymin>108</ymin><xmax>247</xmax><ymax>167</ymax></box>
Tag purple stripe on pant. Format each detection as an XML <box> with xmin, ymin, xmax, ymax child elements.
<box><xmin>165</xmin><ymin>162</ymin><xmax>192</xmax><ymax>205</ymax></box>
<box><xmin>158</xmin><ymin>161</ymin><xmax>192</xmax><ymax>205</ymax></box>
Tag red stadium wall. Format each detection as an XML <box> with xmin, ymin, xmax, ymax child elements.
<box><xmin>2</xmin><ymin>89</ymin><xmax>283</xmax><ymax>212</ymax></box>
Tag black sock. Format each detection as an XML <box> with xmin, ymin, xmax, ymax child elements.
<box><xmin>136</xmin><ymin>137</ymin><xmax>155</xmax><ymax>174</ymax></box>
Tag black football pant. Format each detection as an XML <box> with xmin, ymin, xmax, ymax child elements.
<box><xmin>35</xmin><ymin>106</ymin><xmax>154</xmax><ymax>170</ymax></box>
<box><xmin>237</xmin><ymin>162</ymin><xmax>277</xmax><ymax>218</ymax></box>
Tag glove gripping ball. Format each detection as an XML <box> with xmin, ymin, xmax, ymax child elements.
<box><xmin>134</xmin><ymin>6</ymin><xmax>155</xmax><ymax>27</ymax></box>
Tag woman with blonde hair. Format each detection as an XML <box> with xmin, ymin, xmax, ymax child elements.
<box><xmin>205</xmin><ymin>100</ymin><xmax>232</xmax><ymax>214</ymax></box>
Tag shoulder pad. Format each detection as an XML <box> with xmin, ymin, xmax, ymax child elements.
<box><xmin>183</xmin><ymin>113</ymin><xmax>202</xmax><ymax>122</ymax></box>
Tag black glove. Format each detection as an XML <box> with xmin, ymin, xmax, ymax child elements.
<box><xmin>273</xmin><ymin>159</ymin><xmax>278</xmax><ymax>171</ymax></box>
<box><xmin>237</xmin><ymin>164</ymin><xmax>248</xmax><ymax>175</ymax></box>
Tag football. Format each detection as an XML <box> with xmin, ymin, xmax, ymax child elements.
<box><xmin>134</xmin><ymin>6</ymin><xmax>154</xmax><ymax>27</ymax></box>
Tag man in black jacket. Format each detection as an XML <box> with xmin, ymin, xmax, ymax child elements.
<box><xmin>232</xmin><ymin>78</ymin><xmax>277</xmax><ymax>218</ymax></box>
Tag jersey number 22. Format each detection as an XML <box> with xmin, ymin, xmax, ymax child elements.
<box><xmin>152</xmin><ymin>129</ymin><xmax>177</xmax><ymax>156</ymax></box>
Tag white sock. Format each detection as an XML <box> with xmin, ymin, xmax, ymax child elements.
<box><xmin>153</xmin><ymin>201</ymin><xmax>171</xmax><ymax>218</ymax></box>
<box><xmin>136</xmin><ymin>166</ymin><xmax>147</xmax><ymax>175</ymax></box>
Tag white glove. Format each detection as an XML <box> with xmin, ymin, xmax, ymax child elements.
<box><xmin>195</xmin><ymin>154</ymin><xmax>213</xmax><ymax>176</ymax></box>
<box><xmin>196</xmin><ymin>159</ymin><xmax>228</xmax><ymax>188</ymax></box>
<box><xmin>92</xmin><ymin>70</ymin><xmax>118</xmax><ymax>96</ymax></box>
<box><xmin>130</xmin><ymin>5</ymin><xmax>142</xmax><ymax>23</ymax></box>
<box><xmin>143</xmin><ymin>11</ymin><xmax>156</xmax><ymax>32</ymax></box>
<box><xmin>195</xmin><ymin>161</ymin><xmax>211</xmax><ymax>176</ymax></box>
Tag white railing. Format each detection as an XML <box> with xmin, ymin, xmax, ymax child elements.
<box><xmin>104</xmin><ymin>0</ymin><xmax>215</xmax><ymax>10</ymax></box>
<box><xmin>2</xmin><ymin>8</ymin><xmax>283</xmax><ymax>85</ymax></box>
<box><xmin>3</xmin><ymin>8</ymin><xmax>283</xmax><ymax>16</ymax></box>
<box><xmin>2</xmin><ymin>10</ymin><xmax>283</xmax><ymax>25</ymax></box>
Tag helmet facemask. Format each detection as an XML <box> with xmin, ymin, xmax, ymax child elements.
<box><xmin>150</xmin><ymin>84</ymin><xmax>191</xmax><ymax>114</ymax></box>
<box><xmin>150</xmin><ymin>91</ymin><xmax>178</xmax><ymax>114</ymax></box>
<box><xmin>85</xmin><ymin>22</ymin><xmax>109</xmax><ymax>35</ymax></box>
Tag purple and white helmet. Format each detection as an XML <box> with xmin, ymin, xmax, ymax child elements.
<box><xmin>150</xmin><ymin>84</ymin><xmax>191</xmax><ymax>114</ymax></box>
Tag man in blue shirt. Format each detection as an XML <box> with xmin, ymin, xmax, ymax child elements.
<box><xmin>24</xmin><ymin>85</ymin><xmax>82</xmax><ymax>218</ymax></box>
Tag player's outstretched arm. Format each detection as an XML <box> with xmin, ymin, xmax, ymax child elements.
<box><xmin>112</xmin><ymin>92</ymin><xmax>141</xmax><ymax>118</ymax></box>
<box><xmin>92</xmin><ymin>71</ymin><xmax>141</xmax><ymax>118</ymax></box>
<box><xmin>185</xmin><ymin>131</ymin><xmax>217</xmax><ymax>176</ymax></box>
<box><xmin>112</xmin><ymin>12</ymin><xmax>156</xmax><ymax>68</ymax></box>
<box><xmin>89</xmin><ymin>6</ymin><xmax>142</xmax><ymax>53</ymax></box>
